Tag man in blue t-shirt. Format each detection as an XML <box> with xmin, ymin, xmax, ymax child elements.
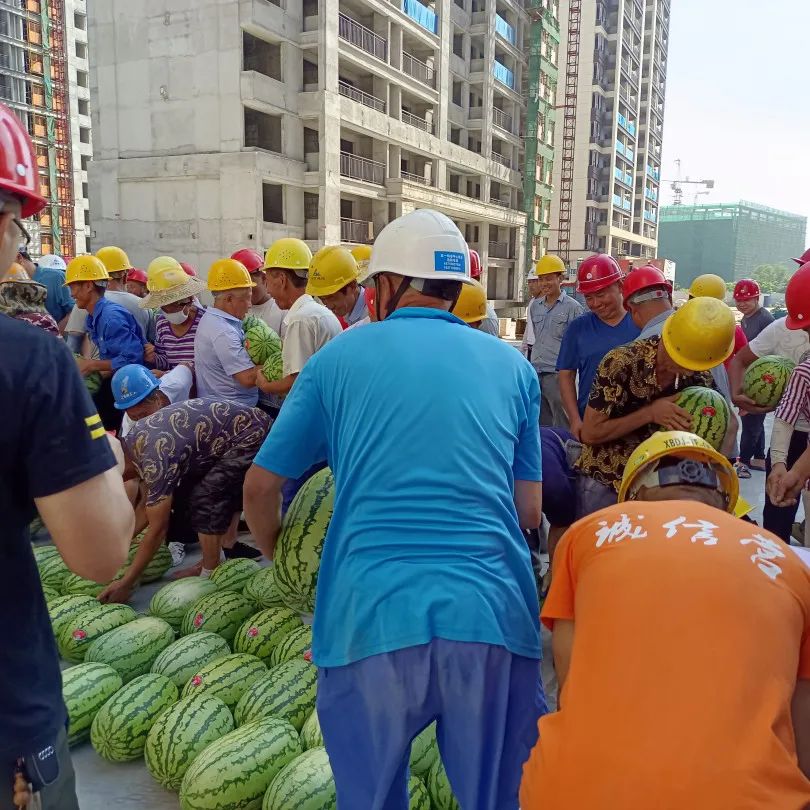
<box><xmin>557</xmin><ymin>254</ymin><xmax>640</xmax><ymax>439</ymax></box>
<box><xmin>243</xmin><ymin>210</ymin><xmax>545</xmax><ymax>810</ymax></box>
<box><xmin>0</xmin><ymin>101</ymin><xmax>134</xmax><ymax>810</ymax></box>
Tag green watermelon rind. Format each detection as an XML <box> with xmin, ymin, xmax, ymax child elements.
<box><xmin>57</xmin><ymin>603</ymin><xmax>138</xmax><ymax>663</ymax></box>
<box><xmin>425</xmin><ymin>758</ymin><xmax>460</xmax><ymax>810</ymax></box>
<box><xmin>232</xmin><ymin>607</ymin><xmax>302</xmax><ymax>665</ymax></box>
<box><xmin>669</xmin><ymin>385</ymin><xmax>730</xmax><ymax>451</ymax></box>
<box><xmin>243</xmin><ymin>566</ymin><xmax>287</xmax><ymax>609</ymax></box>
<box><xmin>150</xmin><ymin>632</ymin><xmax>232</xmax><ymax>689</ymax></box>
<box><xmin>149</xmin><ymin>579</ymin><xmax>219</xmax><ymax>632</ymax></box>
<box><xmin>208</xmin><ymin>558</ymin><xmax>262</xmax><ymax>594</ymax></box>
<box><xmin>409</xmin><ymin>723</ymin><xmax>440</xmax><ymax>779</ymax></box>
<box><xmin>37</xmin><ymin>553</ymin><xmax>71</xmax><ymax>591</ymax></box>
<box><xmin>269</xmin><ymin>624</ymin><xmax>313</xmax><ymax>667</ymax></box>
<box><xmin>742</xmin><ymin>355</ymin><xmax>796</xmax><ymax>409</ymax></box>
<box><xmin>262</xmin><ymin>746</ymin><xmax>336</xmax><ymax>810</ymax></box>
<box><xmin>180</xmin><ymin>589</ymin><xmax>256</xmax><ymax>644</ymax></box>
<box><xmin>180</xmin><ymin>653</ymin><xmax>267</xmax><ymax>711</ymax></box>
<box><xmin>243</xmin><ymin>316</ymin><xmax>282</xmax><ymax>366</ymax></box>
<box><xmin>61</xmin><ymin>572</ymin><xmax>107</xmax><ymax>598</ymax></box>
<box><xmin>408</xmin><ymin>775</ymin><xmax>431</xmax><ymax>810</ymax></box>
<box><xmin>63</xmin><ymin>662</ymin><xmax>123</xmax><ymax>747</ymax></box>
<box><xmin>48</xmin><ymin>595</ymin><xmax>99</xmax><ymax>638</ymax></box>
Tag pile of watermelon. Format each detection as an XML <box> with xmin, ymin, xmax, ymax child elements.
<box><xmin>243</xmin><ymin>315</ymin><xmax>283</xmax><ymax>382</ymax></box>
<box><xmin>743</xmin><ymin>354</ymin><xmax>796</xmax><ymax>409</ymax></box>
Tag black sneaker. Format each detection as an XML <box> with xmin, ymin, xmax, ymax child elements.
<box><xmin>223</xmin><ymin>541</ymin><xmax>262</xmax><ymax>560</ymax></box>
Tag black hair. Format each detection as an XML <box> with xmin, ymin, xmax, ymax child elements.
<box><xmin>271</xmin><ymin>268</ymin><xmax>308</xmax><ymax>289</ymax></box>
<box><xmin>416</xmin><ymin>279</ymin><xmax>463</xmax><ymax>302</ymax></box>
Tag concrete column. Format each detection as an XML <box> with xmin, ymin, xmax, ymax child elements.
<box><xmin>320</xmin><ymin>0</ymin><xmax>341</xmax><ymax>245</ymax></box>
<box><xmin>436</xmin><ymin>0</ymin><xmax>451</xmax><ymax>141</ymax></box>
<box><xmin>283</xmin><ymin>44</ymin><xmax>304</xmax><ymax>162</ymax></box>
<box><xmin>479</xmin><ymin>220</ymin><xmax>491</xmax><ymax>292</ymax></box>
<box><xmin>390</xmin><ymin>84</ymin><xmax>402</xmax><ymax>122</ymax></box>
<box><xmin>287</xmin><ymin>186</ymin><xmax>305</xmax><ymax>232</ymax></box>
<box><xmin>388</xmin><ymin>144</ymin><xmax>402</xmax><ymax>178</ymax></box>
<box><xmin>390</xmin><ymin>24</ymin><xmax>403</xmax><ymax>70</ymax></box>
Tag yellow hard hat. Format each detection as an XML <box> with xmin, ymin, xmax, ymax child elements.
<box><xmin>619</xmin><ymin>430</ymin><xmax>739</xmax><ymax>513</ymax></box>
<box><xmin>207</xmin><ymin>258</ymin><xmax>256</xmax><ymax>292</ymax></box>
<box><xmin>264</xmin><ymin>238</ymin><xmax>312</xmax><ymax>272</ymax></box>
<box><xmin>350</xmin><ymin>245</ymin><xmax>373</xmax><ymax>263</ymax></box>
<box><xmin>64</xmin><ymin>255</ymin><xmax>110</xmax><ymax>286</ymax></box>
<box><xmin>689</xmin><ymin>273</ymin><xmax>727</xmax><ymax>301</ymax></box>
<box><xmin>452</xmin><ymin>278</ymin><xmax>488</xmax><ymax>324</ymax></box>
<box><xmin>3</xmin><ymin>262</ymin><xmax>31</xmax><ymax>282</ymax></box>
<box><xmin>147</xmin><ymin>256</ymin><xmax>184</xmax><ymax>284</ymax></box>
<box><xmin>661</xmin><ymin>297</ymin><xmax>736</xmax><ymax>371</ymax></box>
<box><xmin>307</xmin><ymin>245</ymin><xmax>359</xmax><ymax>297</ymax></box>
<box><xmin>535</xmin><ymin>254</ymin><xmax>565</xmax><ymax>276</ymax></box>
<box><xmin>141</xmin><ymin>261</ymin><xmax>207</xmax><ymax>309</ymax></box>
<box><xmin>96</xmin><ymin>246</ymin><xmax>132</xmax><ymax>275</ymax></box>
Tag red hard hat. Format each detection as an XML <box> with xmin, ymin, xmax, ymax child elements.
<box><xmin>621</xmin><ymin>265</ymin><xmax>673</xmax><ymax>308</ymax></box>
<box><xmin>179</xmin><ymin>262</ymin><xmax>197</xmax><ymax>277</ymax></box>
<box><xmin>785</xmin><ymin>263</ymin><xmax>810</xmax><ymax>330</ymax></box>
<box><xmin>792</xmin><ymin>248</ymin><xmax>810</xmax><ymax>266</ymax></box>
<box><xmin>231</xmin><ymin>248</ymin><xmax>264</xmax><ymax>274</ymax></box>
<box><xmin>732</xmin><ymin>279</ymin><xmax>761</xmax><ymax>301</ymax></box>
<box><xmin>469</xmin><ymin>249</ymin><xmax>481</xmax><ymax>279</ymax></box>
<box><xmin>577</xmin><ymin>254</ymin><xmax>623</xmax><ymax>294</ymax></box>
<box><xmin>126</xmin><ymin>268</ymin><xmax>147</xmax><ymax>284</ymax></box>
<box><xmin>0</xmin><ymin>103</ymin><xmax>46</xmax><ymax>217</ymax></box>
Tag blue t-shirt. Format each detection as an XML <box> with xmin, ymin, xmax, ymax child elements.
<box><xmin>556</xmin><ymin>311</ymin><xmax>640</xmax><ymax>416</ymax></box>
<box><xmin>32</xmin><ymin>266</ymin><xmax>73</xmax><ymax>321</ymax></box>
<box><xmin>0</xmin><ymin>315</ymin><xmax>116</xmax><ymax>764</ymax></box>
<box><xmin>254</xmin><ymin>308</ymin><xmax>543</xmax><ymax>667</ymax></box>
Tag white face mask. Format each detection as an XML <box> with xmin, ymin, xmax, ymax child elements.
<box><xmin>162</xmin><ymin>307</ymin><xmax>189</xmax><ymax>325</ymax></box>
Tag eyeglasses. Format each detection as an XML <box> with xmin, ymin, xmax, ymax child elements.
<box><xmin>13</xmin><ymin>217</ymin><xmax>31</xmax><ymax>250</ymax></box>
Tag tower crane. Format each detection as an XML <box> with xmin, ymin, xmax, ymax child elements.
<box><xmin>662</xmin><ymin>159</ymin><xmax>715</xmax><ymax>206</ymax></box>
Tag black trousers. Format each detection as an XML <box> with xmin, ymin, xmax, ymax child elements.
<box><xmin>91</xmin><ymin>377</ymin><xmax>123</xmax><ymax>433</ymax></box>
<box><xmin>739</xmin><ymin>412</ymin><xmax>766</xmax><ymax>464</ymax></box>
<box><xmin>763</xmin><ymin>429</ymin><xmax>809</xmax><ymax>542</ymax></box>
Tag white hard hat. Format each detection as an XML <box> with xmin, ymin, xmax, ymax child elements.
<box><xmin>365</xmin><ymin>209</ymin><xmax>471</xmax><ymax>284</ymax></box>
<box><xmin>527</xmin><ymin>269</ymin><xmax>539</xmax><ymax>281</ymax></box>
<box><xmin>38</xmin><ymin>254</ymin><xmax>67</xmax><ymax>272</ymax></box>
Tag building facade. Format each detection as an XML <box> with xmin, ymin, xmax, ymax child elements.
<box><xmin>548</xmin><ymin>0</ymin><xmax>669</xmax><ymax>266</ymax></box>
<box><xmin>0</xmin><ymin>0</ymin><xmax>91</xmax><ymax>258</ymax></box>
<box><xmin>89</xmin><ymin>0</ymin><xmax>559</xmax><ymax>312</ymax></box>
<box><xmin>659</xmin><ymin>201</ymin><xmax>808</xmax><ymax>288</ymax></box>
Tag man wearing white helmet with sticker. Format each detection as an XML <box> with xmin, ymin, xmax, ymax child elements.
<box><xmin>244</xmin><ymin>209</ymin><xmax>545</xmax><ymax>810</ymax></box>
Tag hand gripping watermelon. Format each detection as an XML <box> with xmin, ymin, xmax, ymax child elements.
<box><xmin>62</xmin><ymin>662</ymin><xmax>123</xmax><ymax>747</ymax></box>
<box><xmin>73</xmin><ymin>353</ymin><xmax>102</xmax><ymax>395</ymax></box>
<box><xmin>743</xmin><ymin>355</ymin><xmax>797</xmax><ymax>409</ymax></box>
<box><xmin>262</xmin><ymin>747</ymin><xmax>336</xmax><ymax>810</ymax></box>
<box><xmin>243</xmin><ymin>315</ymin><xmax>282</xmax><ymax>366</ymax></box>
<box><xmin>665</xmin><ymin>386</ymin><xmax>730</xmax><ymax>451</ymax></box>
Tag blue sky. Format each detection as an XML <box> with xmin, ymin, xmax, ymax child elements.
<box><xmin>660</xmin><ymin>0</ymin><xmax>810</xmax><ymax>226</ymax></box>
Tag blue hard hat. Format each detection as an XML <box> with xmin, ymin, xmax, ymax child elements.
<box><xmin>111</xmin><ymin>364</ymin><xmax>160</xmax><ymax>410</ymax></box>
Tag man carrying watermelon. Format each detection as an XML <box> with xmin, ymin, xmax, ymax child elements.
<box><xmin>306</xmin><ymin>244</ymin><xmax>370</xmax><ymax>328</ymax></box>
<box><xmin>574</xmin><ymin>297</ymin><xmax>737</xmax><ymax>517</ymax></box>
<box><xmin>521</xmin><ymin>430</ymin><xmax>810</xmax><ymax>809</ymax></box>
<box><xmin>244</xmin><ymin>209</ymin><xmax>545</xmax><ymax>810</ymax></box>
<box><xmin>233</xmin><ymin>247</ymin><xmax>286</xmax><ymax>336</ymax></box>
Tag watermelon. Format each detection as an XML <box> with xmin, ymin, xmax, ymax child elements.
<box><xmin>33</xmin><ymin>545</ymin><xmax>59</xmax><ymax>566</ymax></box>
<box><xmin>408</xmin><ymin>776</ymin><xmax>431</xmax><ymax>810</ymax></box>
<box><xmin>85</xmin><ymin>616</ymin><xmax>175</xmax><ymax>683</ymax></box>
<box><xmin>425</xmin><ymin>758</ymin><xmax>460</xmax><ymax>810</ymax></box>
<box><xmin>145</xmin><ymin>694</ymin><xmax>235</xmax><ymax>791</ymax></box>
<box><xmin>243</xmin><ymin>566</ymin><xmax>286</xmax><ymax>609</ymax></box>
<box><xmin>667</xmin><ymin>386</ymin><xmax>730</xmax><ymax>451</ymax></box>
<box><xmin>179</xmin><ymin>718</ymin><xmax>302</xmax><ymax>810</ymax></box>
<box><xmin>149</xmin><ymin>578</ymin><xmax>219</xmax><ymax>632</ymax></box>
<box><xmin>181</xmin><ymin>589</ymin><xmax>256</xmax><ymax>644</ymax></box>
<box><xmin>233</xmin><ymin>607</ymin><xmax>302</xmax><ymax>665</ymax></box>
<box><xmin>61</xmin><ymin>572</ymin><xmax>107</xmax><ymax>598</ymax></box>
<box><xmin>150</xmin><ymin>632</ymin><xmax>231</xmax><ymax>688</ymax></box>
<box><xmin>37</xmin><ymin>552</ymin><xmax>70</xmax><ymax>591</ymax></box>
<box><xmin>57</xmin><ymin>603</ymin><xmax>137</xmax><ymax>663</ymax></box>
<box><xmin>128</xmin><ymin>542</ymin><xmax>173</xmax><ymax>584</ymax></box>
<box><xmin>263</xmin><ymin>349</ymin><xmax>283</xmax><ymax>384</ymax></box>
<box><xmin>62</xmin><ymin>662</ymin><xmax>123</xmax><ymax>746</ymax></box>
<box><xmin>234</xmin><ymin>658</ymin><xmax>317</xmax><ymax>731</ymax></box>
<box><xmin>29</xmin><ymin>515</ymin><xmax>46</xmax><ymax>537</ymax></box>
<box><xmin>273</xmin><ymin>468</ymin><xmax>334</xmax><ymax>614</ymax></box>
<box><xmin>181</xmin><ymin>653</ymin><xmax>266</xmax><ymax>711</ymax></box>
<box><xmin>269</xmin><ymin>624</ymin><xmax>313</xmax><ymax>667</ymax></box>
<box><xmin>48</xmin><ymin>594</ymin><xmax>99</xmax><ymax>638</ymax></box>
<box><xmin>209</xmin><ymin>558</ymin><xmax>261</xmax><ymax>593</ymax></box>
<box><xmin>91</xmin><ymin>673</ymin><xmax>178</xmax><ymax>762</ymax></box>
<box><xmin>409</xmin><ymin>722</ymin><xmax>440</xmax><ymax>778</ymax></box>
<box><xmin>74</xmin><ymin>353</ymin><xmax>102</xmax><ymax>395</ymax></box>
<box><xmin>243</xmin><ymin>315</ymin><xmax>282</xmax><ymax>367</ymax></box>
<box><xmin>299</xmin><ymin>710</ymin><xmax>323</xmax><ymax>750</ymax></box>
<box><xmin>263</xmin><ymin>747</ymin><xmax>336</xmax><ymax>810</ymax></box>
<box><xmin>743</xmin><ymin>355</ymin><xmax>797</xmax><ymax>409</ymax></box>
<box><xmin>41</xmin><ymin>585</ymin><xmax>60</xmax><ymax>603</ymax></box>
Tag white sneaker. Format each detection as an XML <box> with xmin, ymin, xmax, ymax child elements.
<box><xmin>168</xmin><ymin>542</ymin><xmax>186</xmax><ymax>567</ymax></box>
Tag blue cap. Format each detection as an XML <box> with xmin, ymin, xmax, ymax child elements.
<box><xmin>111</xmin><ymin>364</ymin><xmax>160</xmax><ymax>410</ymax></box>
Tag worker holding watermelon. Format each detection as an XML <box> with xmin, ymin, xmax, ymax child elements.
<box><xmin>306</xmin><ymin>244</ymin><xmax>369</xmax><ymax>328</ymax></box>
<box><xmin>244</xmin><ymin>209</ymin><xmax>545</xmax><ymax>810</ymax></box>
<box><xmin>233</xmin><ymin>247</ymin><xmax>286</xmax><ymax>336</ymax></box>
<box><xmin>520</xmin><ymin>430</ymin><xmax>810</xmax><ymax>809</ymax></box>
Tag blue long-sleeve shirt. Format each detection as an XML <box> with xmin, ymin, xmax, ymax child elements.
<box><xmin>86</xmin><ymin>296</ymin><xmax>145</xmax><ymax>370</ymax></box>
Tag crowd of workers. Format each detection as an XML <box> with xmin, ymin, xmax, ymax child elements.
<box><xmin>2</xmin><ymin>99</ymin><xmax>810</xmax><ymax>809</ymax></box>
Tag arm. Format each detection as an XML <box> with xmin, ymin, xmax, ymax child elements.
<box><xmin>719</xmin><ymin>406</ymin><xmax>739</xmax><ymax>458</ymax></box>
<box><xmin>729</xmin><ymin>344</ymin><xmax>773</xmax><ymax>414</ymax></box>
<box><xmin>233</xmin><ymin>366</ymin><xmax>259</xmax><ymax>389</ymax></box>
<box><xmin>57</xmin><ymin>313</ymin><xmax>69</xmax><ymax>334</ymax></box>
<box><xmin>99</xmin><ymin>315</ymin><xmax>145</xmax><ymax>370</ymax></box>
<box><xmin>243</xmin><ymin>466</ymin><xmax>287</xmax><ymax>558</ymax></box>
<box><xmin>514</xmin><ymin>480</ymin><xmax>542</xmax><ymax>530</ymax></box>
<box><xmin>214</xmin><ymin>328</ymin><xmax>256</xmax><ymax>389</ymax></box>
<box><xmin>580</xmin><ymin>397</ymin><xmax>691</xmax><ymax>444</ymax></box>
<box><xmin>551</xmin><ymin>619</ymin><xmax>575</xmax><ymax>699</ymax></box>
<box><xmin>257</xmin><ymin>369</ymin><xmax>298</xmax><ymax>397</ymax></box>
<box><xmin>794</xmin><ymin>680</ymin><xmax>810</xmax><ymax>780</ymax></box>
<box><xmin>78</xmin><ymin>356</ymin><xmax>113</xmax><ymax>375</ymax></box>
<box><xmin>558</xmin><ymin>370</ymin><xmax>581</xmax><ymax>439</ymax></box>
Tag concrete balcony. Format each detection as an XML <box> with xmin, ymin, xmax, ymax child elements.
<box><xmin>241</xmin><ymin>70</ymin><xmax>297</xmax><ymax>114</ymax></box>
<box><xmin>341</xmin><ymin>217</ymin><xmax>375</xmax><ymax>243</ymax></box>
<box><xmin>339</xmin><ymin>80</ymin><xmax>386</xmax><ymax>113</ymax></box>
<box><xmin>402</xmin><ymin>109</ymin><xmax>433</xmax><ymax>134</ymax></box>
<box><xmin>490</xmin><ymin>150</ymin><xmax>512</xmax><ymax>169</ymax></box>
<box><xmin>492</xmin><ymin>107</ymin><xmax>513</xmax><ymax>134</ymax></box>
<box><xmin>401</xmin><ymin>170</ymin><xmax>432</xmax><ymax>186</ymax></box>
<box><xmin>340</xmin><ymin>151</ymin><xmax>386</xmax><ymax>185</ymax></box>
<box><xmin>402</xmin><ymin>51</ymin><xmax>436</xmax><ymax>89</ymax></box>
<box><xmin>339</xmin><ymin>13</ymin><xmax>387</xmax><ymax>62</ymax></box>
<box><xmin>488</xmin><ymin>240</ymin><xmax>513</xmax><ymax>258</ymax></box>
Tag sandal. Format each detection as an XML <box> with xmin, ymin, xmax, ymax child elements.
<box><xmin>735</xmin><ymin>462</ymin><xmax>752</xmax><ymax>479</ymax></box>
<box><xmin>749</xmin><ymin>458</ymin><xmax>766</xmax><ymax>472</ymax></box>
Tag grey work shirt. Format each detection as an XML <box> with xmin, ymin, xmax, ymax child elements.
<box><xmin>529</xmin><ymin>293</ymin><xmax>584</xmax><ymax>373</ymax></box>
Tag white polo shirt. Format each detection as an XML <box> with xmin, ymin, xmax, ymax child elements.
<box><xmin>281</xmin><ymin>294</ymin><xmax>342</xmax><ymax>376</ymax></box>
<box><xmin>749</xmin><ymin>317</ymin><xmax>810</xmax><ymax>365</ymax></box>
<box><xmin>120</xmin><ymin>363</ymin><xmax>193</xmax><ymax>436</ymax></box>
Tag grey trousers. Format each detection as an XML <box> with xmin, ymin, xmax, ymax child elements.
<box><xmin>538</xmin><ymin>372</ymin><xmax>569</xmax><ymax>430</ymax></box>
<box><xmin>574</xmin><ymin>473</ymin><xmax>619</xmax><ymax>520</ymax></box>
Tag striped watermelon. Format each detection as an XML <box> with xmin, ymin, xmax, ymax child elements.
<box><xmin>408</xmin><ymin>776</ymin><xmax>431</xmax><ymax>810</ymax></box>
<box><xmin>179</xmin><ymin>718</ymin><xmax>302</xmax><ymax>810</ymax></box>
<box><xmin>243</xmin><ymin>566</ymin><xmax>286</xmax><ymax>609</ymax></box>
<box><xmin>61</xmin><ymin>572</ymin><xmax>107</xmax><ymax>598</ymax></box>
<box><xmin>90</xmin><ymin>673</ymin><xmax>178</xmax><ymax>762</ymax></box>
<box><xmin>48</xmin><ymin>594</ymin><xmax>99</xmax><ymax>638</ymax></box>
<box><xmin>233</xmin><ymin>607</ymin><xmax>302</xmax><ymax>665</ymax></box>
<box><xmin>42</xmin><ymin>585</ymin><xmax>60</xmax><ymax>604</ymax></box>
<box><xmin>181</xmin><ymin>653</ymin><xmax>266</xmax><ymax>711</ymax></box>
<box><xmin>669</xmin><ymin>386</ymin><xmax>730</xmax><ymax>451</ymax></box>
<box><xmin>129</xmin><ymin>542</ymin><xmax>173</xmax><ymax>584</ymax></box>
<box><xmin>410</xmin><ymin>722</ymin><xmax>440</xmax><ymax>778</ymax></box>
<box><xmin>743</xmin><ymin>355</ymin><xmax>797</xmax><ymax>409</ymax></box>
<box><xmin>243</xmin><ymin>315</ymin><xmax>282</xmax><ymax>366</ymax></box>
<box><xmin>273</xmin><ymin>468</ymin><xmax>334</xmax><ymax>614</ymax></box>
<box><xmin>33</xmin><ymin>545</ymin><xmax>59</xmax><ymax>565</ymax></box>
<box><xmin>149</xmin><ymin>578</ymin><xmax>219</xmax><ymax>632</ymax></box>
<box><xmin>38</xmin><ymin>553</ymin><xmax>70</xmax><ymax>591</ymax></box>
<box><xmin>269</xmin><ymin>624</ymin><xmax>313</xmax><ymax>667</ymax></box>
<box><xmin>62</xmin><ymin>662</ymin><xmax>123</xmax><ymax>746</ymax></box>
<box><xmin>425</xmin><ymin>759</ymin><xmax>460</xmax><ymax>810</ymax></box>
<box><xmin>57</xmin><ymin>603</ymin><xmax>137</xmax><ymax>663</ymax></box>
<box><xmin>151</xmin><ymin>632</ymin><xmax>231</xmax><ymax>689</ymax></box>
<box><xmin>234</xmin><ymin>658</ymin><xmax>317</xmax><ymax>731</ymax></box>
<box><xmin>145</xmin><ymin>694</ymin><xmax>234</xmax><ymax>791</ymax></box>
<box><xmin>300</xmin><ymin>710</ymin><xmax>323</xmax><ymax>750</ymax></box>
<box><xmin>263</xmin><ymin>747</ymin><xmax>336</xmax><ymax>810</ymax></box>
<box><xmin>85</xmin><ymin>616</ymin><xmax>175</xmax><ymax>683</ymax></box>
<box><xmin>263</xmin><ymin>348</ymin><xmax>283</xmax><ymax>383</ymax></box>
<box><xmin>181</xmin><ymin>589</ymin><xmax>256</xmax><ymax>644</ymax></box>
<box><xmin>209</xmin><ymin>558</ymin><xmax>261</xmax><ymax>593</ymax></box>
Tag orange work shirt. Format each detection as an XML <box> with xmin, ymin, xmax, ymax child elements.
<box><xmin>521</xmin><ymin>501</ymin><xmax>810</xmax><ymax>810</ymax></box>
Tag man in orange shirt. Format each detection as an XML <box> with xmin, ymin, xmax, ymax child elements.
<box><xmin>521</xmin><ymin>431</ymin><xmax>810</xmax><ymax>810</ymax></box>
